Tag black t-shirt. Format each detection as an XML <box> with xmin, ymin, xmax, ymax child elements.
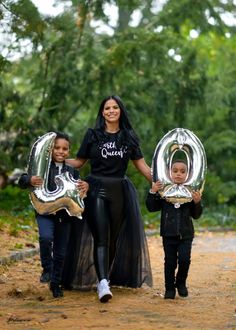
<box><xmin>76</xmin><ymin>128</ymin><xmax>143</xmax><ymax>178</ymax></box>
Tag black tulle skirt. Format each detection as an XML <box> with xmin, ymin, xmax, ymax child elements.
<box><xmin>62</xmin><ymin>176</ymin><xmax>153</xmax><ymax>289</ymax></box>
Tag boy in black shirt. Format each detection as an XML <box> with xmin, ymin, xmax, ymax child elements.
<box><xmin>19</xmin><ymin>132</ymin><xmax>88</xmax><ymax>298</ymax></box>
<box><xmin>146</xmin><ymin>160</ymin><xmax>202</xmax><ymax>299</ymax></box>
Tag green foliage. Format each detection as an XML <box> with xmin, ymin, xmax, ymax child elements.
<box><xmin>10</xmin><ymin>0</ymin><xmax>45</xmax><ymax>41</ymax></box>
<box><xmin>0</xmin><ymin>186</ymin><xmax>32</xmax><ymax>212</ymax></box>
<box><xmin>0</xmin><ymin>0</ymin><xmax>236</xmax><ymax>226</ymax></box>
<box><xmin>0</xmin><ymin>186</ymin><xmax>37</xmax><ymax>238</ymax></box>
<box><xmin>197</xmin><ymin>206</ymin><xmax>236</xmax><ymax>230</ymax></box>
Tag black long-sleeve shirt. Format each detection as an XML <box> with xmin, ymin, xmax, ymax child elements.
<box><xmin>146</xmin><ymin>192</ymin><xmax>202</xmax><ymax>239</ymax></box>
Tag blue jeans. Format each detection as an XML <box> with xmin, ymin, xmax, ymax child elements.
<box><xmin>36</xmin><ymin>215</ymin><xmax>71</xmax><ymax>284</ymax></box>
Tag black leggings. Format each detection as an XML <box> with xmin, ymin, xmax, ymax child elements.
<box><xmin>86</xmin><ymin>177</ymin><xmax>124</xmax><ymax>281</ymax></box>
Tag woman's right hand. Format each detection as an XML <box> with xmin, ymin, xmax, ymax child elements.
<box><xmin>77</xmin><ymin>180</ymin><xmax>89</xmax><ymax>197</ymax></box>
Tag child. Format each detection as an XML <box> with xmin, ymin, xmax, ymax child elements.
<box><xmin>19</xmin><ymin>132</ymin><xmax>89</xmax><ymax>298</ymax></box>
<box><xmin>146</xmin><ymin>159</ymin><xmax>202</xmax><ymax>299</ymax></box>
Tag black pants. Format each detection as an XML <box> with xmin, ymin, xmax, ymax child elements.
<box><xmin>162</xmin><ymin>236</ymin><xmax>193</xmax><ymax>290</ymax></box>
<box><xmin>86</xmin><ymin>176</ymin><xmax>124</xmax><ymax>281</ymax></box>
<box><xmin>37</xmin><ymin>215</ymin><xmax>71</xmax><ymax>284</ymax></box>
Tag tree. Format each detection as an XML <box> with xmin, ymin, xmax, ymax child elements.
<box><xmin>0</xmin><ymin>0</ymin><xmax>236</xmax><ymax>217</ymax></box>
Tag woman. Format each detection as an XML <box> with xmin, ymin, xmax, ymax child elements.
<box><xmin>66</xmin><ymin>95</ymin><xmax>153</xmax><ymax>302</ymax></box>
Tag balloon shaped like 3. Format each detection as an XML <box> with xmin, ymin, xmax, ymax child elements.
<box><xmin>28</xmin><ymin>132</ymin><xmax>84</xmax><ymax>219</ymax></box>
<box><xmin>152</xmin><ymin>128</ymin><xmax>207</xmax><ymax>206</ymax></box>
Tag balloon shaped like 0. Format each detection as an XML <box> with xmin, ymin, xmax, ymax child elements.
<box><xmin>27</xmin><ymin>132</ymin><xmax>84</xmax><ymax>219</ymax></box>
<box><xmin>152</xmin><ymin>128</ymin><xmax>207</xmax><ymax>206</ymax></box>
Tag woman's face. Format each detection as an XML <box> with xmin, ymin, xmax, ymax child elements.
<box><xmin>102</xmin><ymin>99</ymin><xmax>121</xmax><ymax>124</ymax></box>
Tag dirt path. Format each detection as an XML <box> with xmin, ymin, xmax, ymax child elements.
<box><xmin>0</xmin><ymin>232</ymin><xmax>235</xmax><ymax>330</ymax></box>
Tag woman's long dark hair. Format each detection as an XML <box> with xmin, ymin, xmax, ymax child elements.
<box><xmin>94</xmin><ymin>95</ymin><xmax>140</xmax><ymax>147</ymax></box>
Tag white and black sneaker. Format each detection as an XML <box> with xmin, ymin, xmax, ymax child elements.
<box><xmin>97</xmin><ymin>279</ymin><xmax>113</xmax><ymax>303</ymax></box>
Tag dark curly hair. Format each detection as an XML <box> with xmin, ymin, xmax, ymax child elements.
<box><xmin>54</xmin><ymin>131</ymin><xmax>70</xmax><ymax>143</ymax></box>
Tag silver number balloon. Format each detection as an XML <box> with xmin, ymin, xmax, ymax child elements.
<box><xmin>28</xmin><ymin>132</ymin><xmax>84</xmax><ymax>219</ymax></box>
<box><xmin>152</xmin><ymin>128</ymin><xmax>207</xmax><ymax>206</ymax></box>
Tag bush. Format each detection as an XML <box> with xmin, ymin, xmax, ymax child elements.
<box><xmin>0</xmin><ymin>186</ymin><xmax>36</xmax><ymax>236</ymax></box>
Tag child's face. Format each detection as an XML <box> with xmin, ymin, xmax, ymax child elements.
<box><xmin>171</xmin><ymin>162</ymin><xmax>187</xmax><ymax>184</ymax></box>
<box><xmin>52</xmin><ymin>138</ymin><xmax>69</xmax><ymax>163</ymax></box>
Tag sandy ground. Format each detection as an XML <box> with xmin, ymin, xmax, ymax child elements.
<box><xmin>0</xmin><ymin>231</ymin><xmax>235</xmax><ymax>330</ymax></box>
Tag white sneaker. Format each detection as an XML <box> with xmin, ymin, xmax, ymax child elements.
<box><xmin>97</xmin><ymin>279</ymin><xmax>113</xmax><ymax>303</ymax></box>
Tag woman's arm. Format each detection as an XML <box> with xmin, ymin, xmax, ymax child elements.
<box><xmin>132</xmin><ymin>158</ymin><xmax>152</xmax><ymax>182</ymax></box>
<box><xmin>66</xmin><ymin>158</ymin><xmax>87</xmax><ymax>169</ymax></box>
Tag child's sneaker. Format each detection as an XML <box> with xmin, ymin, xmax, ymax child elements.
<box><xmin>97</xmin><ymin>279</ymin><xmax>113</xmax><ymax>303</ymax></box>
